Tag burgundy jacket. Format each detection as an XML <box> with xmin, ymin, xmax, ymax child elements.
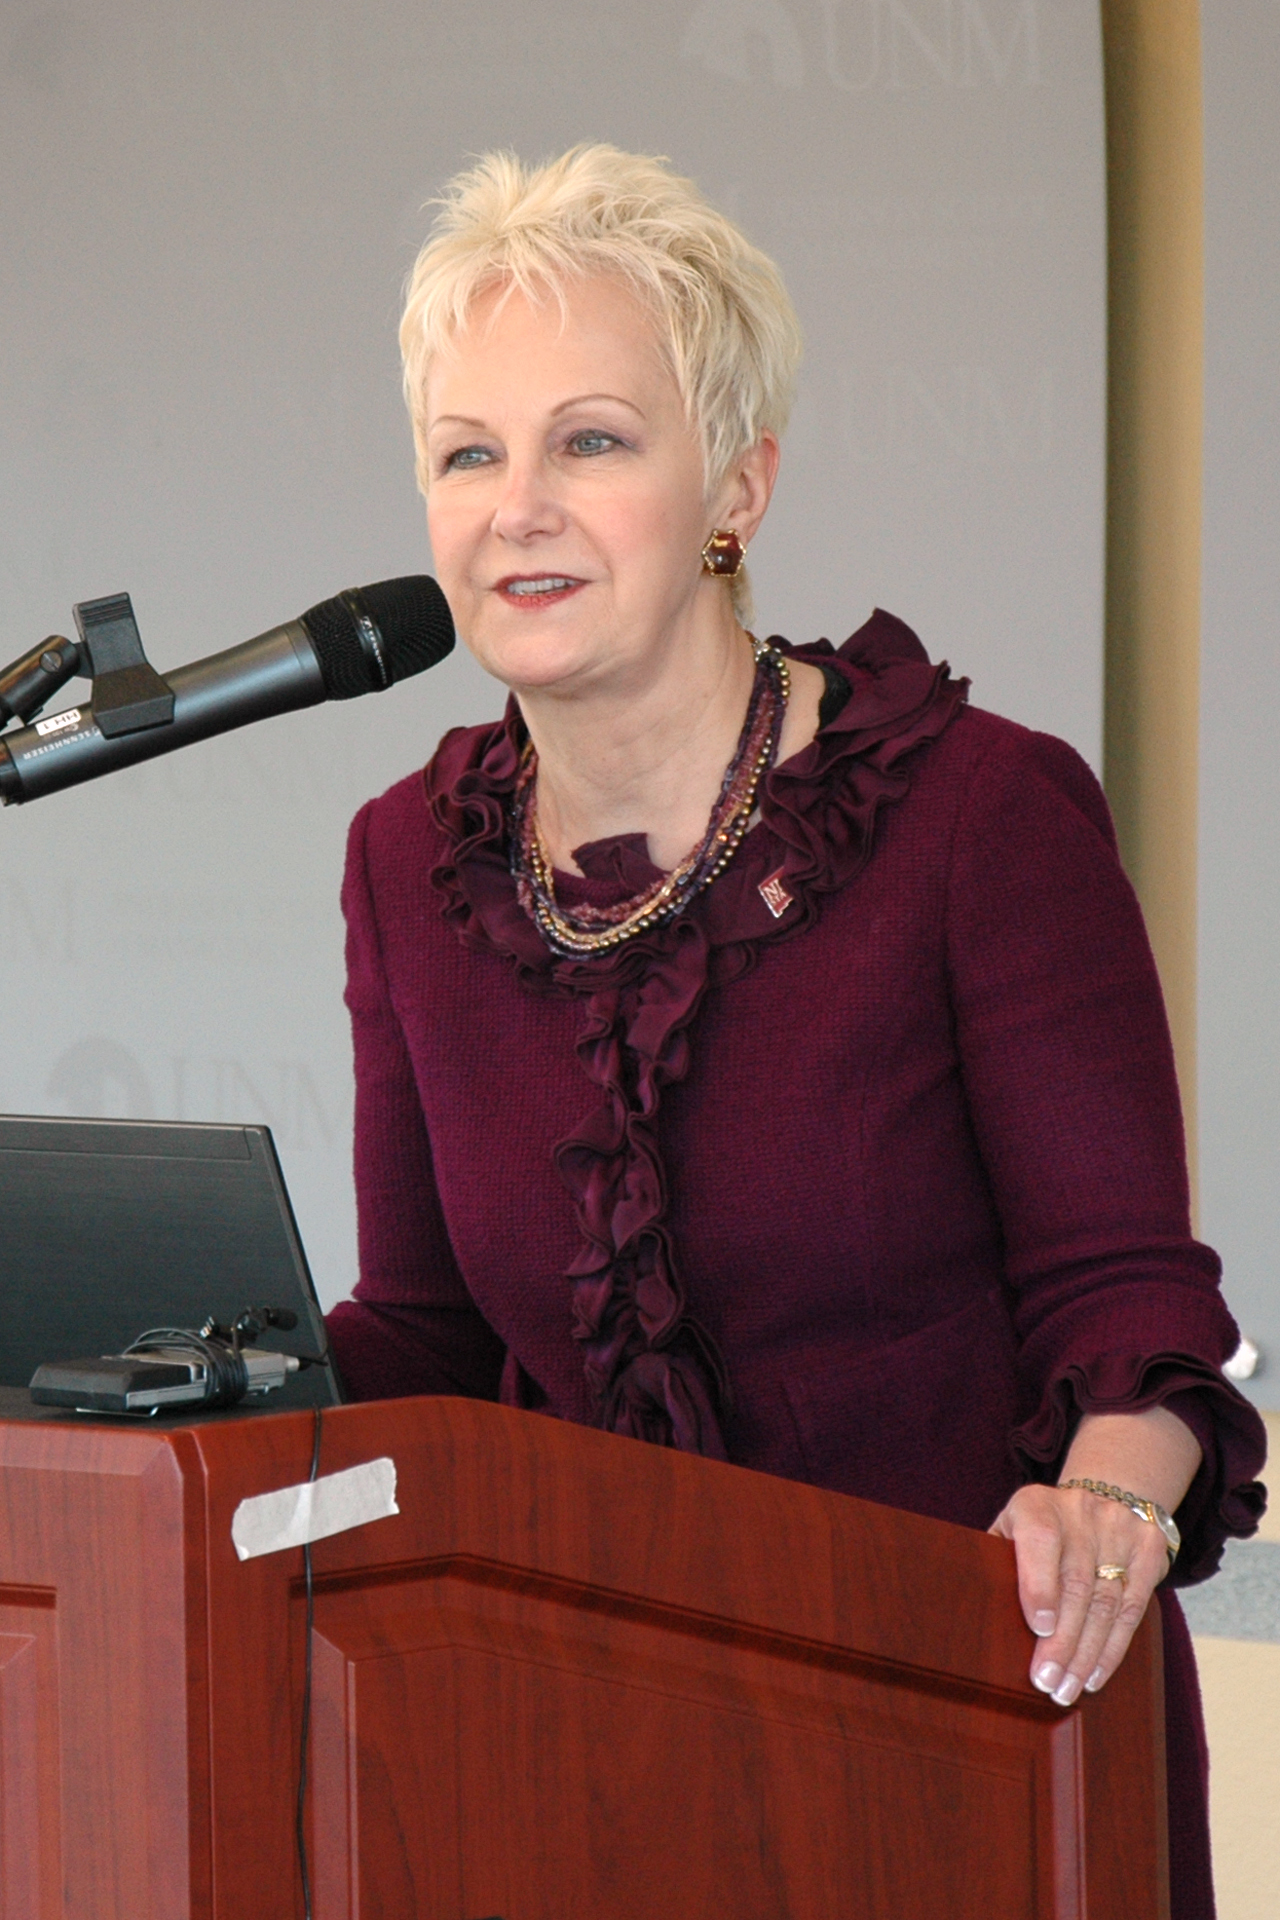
<box><xmin>327</xmin><ymin>612</ymin><xmax>1266</xmax><ymax>1918</ymax></box>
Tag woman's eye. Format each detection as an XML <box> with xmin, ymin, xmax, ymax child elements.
<box><xmin>567</xmin><ymin>430</ymin><xmax>621</xmax><ymax>457</ymax></box>
<box><xmin>443</xmin><ymin>445</ymin><xmax>493</xmax><ymax>471</ymax></box>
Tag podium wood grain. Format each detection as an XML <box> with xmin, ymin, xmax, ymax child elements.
<box><xmin>0</xmin><ymin>1395</ymin><xmax>1169</xmax><ymax>1919</ymax></box>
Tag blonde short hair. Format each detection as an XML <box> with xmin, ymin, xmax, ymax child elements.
<box><xmin>399</xmin><ymin>145</ymin><xmax>803</xmax><ymax>617</ymax></box>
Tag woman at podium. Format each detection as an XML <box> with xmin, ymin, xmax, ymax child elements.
<box><xmin>325</xmin><ymin>145</ymin><xmax>1266</xmax><ymax>1918</ymax></box>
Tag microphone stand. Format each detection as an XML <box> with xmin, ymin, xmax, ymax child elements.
<box><xmin>0</xmin><ymin>634</ymin><xmax>83</xmax><ymax>731</ymax></box>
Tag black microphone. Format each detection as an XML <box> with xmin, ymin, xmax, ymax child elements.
<box><xmin>0</xmin><ymin>576</ymin><xmax>455</xmax><ymax>805</ymax></box>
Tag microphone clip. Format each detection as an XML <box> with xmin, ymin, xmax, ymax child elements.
<box><xmin>75</xmin><ymin>593</ymin><xmax>175</xmax><ymax>738</ymax></box>
<box><xmin>0</xmin><ymin>591</ymin><xmax>175</xmax><ymax>741</ymax></box>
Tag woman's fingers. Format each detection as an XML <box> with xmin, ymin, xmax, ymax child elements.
<box><xmin>1025</xmin><ymin>1510</ymin><xmax>1113</xmax><ymax>1705</ymax></box>
<box><xmin>989</xmin><ymin>1485</ymin><xmax>1072</xmax><ymax>1638</ymax></box>
<box><xmin>1077</xmin><ymin>1525</ymin><xmax>1168</xmax><ymax>1693</ymax></box>
<box><xmin>1034</xmin><ymin>1544</ymin><xmax>1136</xmax><ymax>1705</ymax></box>
<box><xmin>989</xmin><ymin>1485</ymin><xmax>1167</xmax><ymax>1706</ymax></box>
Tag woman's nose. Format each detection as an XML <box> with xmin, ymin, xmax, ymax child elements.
<box><xmin>490</xmin><ymin>458</ymin><xmax>564</xmax><ymax>543</ymax></box>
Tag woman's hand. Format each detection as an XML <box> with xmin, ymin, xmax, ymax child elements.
<box><xmin>989</xmin><ymin>1481</ymin><xmax>1170</xmax><ymax>1704</ymax></box>
<box><xmin>988</xmin><ymin>1405</ymin><xmax>1202</xmax><ymax>1706</ymax></box>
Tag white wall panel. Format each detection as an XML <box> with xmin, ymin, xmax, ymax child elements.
<box><xmin>0</xmin><ymin>0</ymin><xmax>1105</xmax><ymax>1307</ymax></box>
<box><xmin>1200</xmin><ymin>2</ymin><xmax>1280</xmax><ymax>1409</ymax></box>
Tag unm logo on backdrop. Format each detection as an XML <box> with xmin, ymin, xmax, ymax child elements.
<box><xmin>681</xmin><ymin>0</ymin><xmax>1042</xmax><ymax>92</ymax></box>
<box><xmin>42</xmin><ymin>1037</ymin><xmax>337</xmax><ymax>1148</ymax></box>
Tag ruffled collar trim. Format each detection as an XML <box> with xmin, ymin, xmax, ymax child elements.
<box><xmin>426</xmin><ymin>608</ymin><xmax>967</xmax><ymax>990</ymax></box>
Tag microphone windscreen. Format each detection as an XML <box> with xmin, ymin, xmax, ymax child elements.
<box><xmin>300</xmin><ymin>575</ymin><xmax>455</xmax><ymax>699</ymax></box>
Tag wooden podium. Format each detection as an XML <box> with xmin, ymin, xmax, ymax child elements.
<box><xmin>0</xmin><ymin>1391</ymin><xmax>1168</xmax><ymax>1919</ymax></box>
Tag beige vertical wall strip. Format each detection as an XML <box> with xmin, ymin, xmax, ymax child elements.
<box><xmin>1100</xmin><ymin>0</ymin><xmax>1204</xmax><ymax>1201</ymax></box>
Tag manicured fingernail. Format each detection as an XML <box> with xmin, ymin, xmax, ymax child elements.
<box><xmin>1085</xmin><ymin>1668</ymin><xmax>1106</xmax><ymax>1693</ymax></box>
<box><xmin>1052</xmin><ymin>1674</ymin><xmax>1082</xmax><ymax>1707</ymax></box>
<box><xmin>1033</xmin><ymin>1662</ymin><xmax>1063</xmax><ymax>1694</ymax></box>
<box><xmin>1032</xmin><ymin>1611</ymin><xmax>1056</xmax><ymax>1636</ymax></box>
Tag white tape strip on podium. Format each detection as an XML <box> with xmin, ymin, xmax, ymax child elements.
<box><xmin>231</xmin><ymin>1456</ymin><xmax>399</xmax><ymax>1561</ymax></box>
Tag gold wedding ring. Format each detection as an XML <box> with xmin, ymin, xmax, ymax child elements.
<box><xmin>1095</xmin><ymin>1564</ymin><xmax>1128</xmax><ymax>1583</ymax></box>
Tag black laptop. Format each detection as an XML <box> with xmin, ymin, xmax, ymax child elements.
<box><xmin>0</xmin><ymin>1114</ymin><xmax>343</xmax><ymax>1409</ymax></box>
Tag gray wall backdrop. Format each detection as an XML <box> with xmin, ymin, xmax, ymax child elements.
<box><xmin>0</xmin><ymin>0</ymin><xmax>1105</xmax><ymax>1311</ymax></box>
<box><xmin>1200</xmin><ymin>4</ymin><xmax>1280</xmax><ymax>1412</ymax></box>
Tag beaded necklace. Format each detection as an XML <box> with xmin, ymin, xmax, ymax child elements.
<box><xmin>511</xmin><ymin>638</ymin><xmax>790</xmax><ymax>957</ymax></box>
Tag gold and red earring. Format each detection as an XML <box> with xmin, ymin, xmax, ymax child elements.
<box><xmin>701</xmin><ymin>528</ymin><xmax>746</xmax><ymax>577</ymax></box>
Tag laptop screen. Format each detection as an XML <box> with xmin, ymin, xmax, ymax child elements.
<box><xmin>0</xmin><ymin>1114</ymin><xmax>343</xmax><ymax>1408</ymax></box>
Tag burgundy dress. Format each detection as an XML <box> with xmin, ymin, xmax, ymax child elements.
<box><xmin>327</xmin><ymin>611</ymin><xmax>1267</xmax><ymax>1918</ymax></box>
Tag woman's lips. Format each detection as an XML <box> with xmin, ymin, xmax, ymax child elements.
<box><xmin>494</xmin><ymin>574</ymin><xmax>586</xmax><ymax>609</ymax></box>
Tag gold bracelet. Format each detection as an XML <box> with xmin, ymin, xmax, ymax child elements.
<box><xmin>1058</xmin><ymin>1477</ymin><xmax>1180</xmax><ymax>1562</ymax></box>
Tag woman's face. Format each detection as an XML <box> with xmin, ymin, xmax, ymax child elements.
<box><xmin>423</xmin><ymin>275</ymin><xmax>762</xmax><ymax>698</ymax></box>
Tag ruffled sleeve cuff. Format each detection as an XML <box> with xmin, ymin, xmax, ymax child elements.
<box><xmin>1011</xmin><ymin>1347</ymin><xmax>1267</xmax><ymax>1586</ymax></box>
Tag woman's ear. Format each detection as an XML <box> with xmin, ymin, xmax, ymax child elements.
<box><xmin>712</xmin><ymin>433</ymin><xmax>780</xmax><ymax>547</ymax></box>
